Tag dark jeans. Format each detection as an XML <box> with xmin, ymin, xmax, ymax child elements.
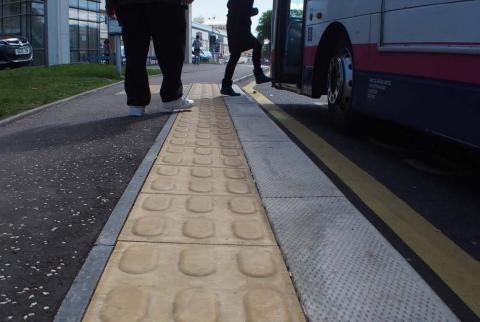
<box><xmin>116</xmin><ymin>3</ymin><xmax>186</xmax><ymax>106</ymax></box>
<box><xmin>224</xmin><ymin>38</ymin><xmax>262</xmax><ymax>82</ymax></box>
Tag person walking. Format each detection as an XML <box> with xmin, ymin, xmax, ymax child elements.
<box><xmin>103</xmin><ymin>39</ymin><xmax>111</xmax><ymax>64</ymax></box>
<box><xmin>221</xmin><ymin>0</ymin><xmax>271</xmax><ymax>96</ymax></box>
<box><xmin>107</xmin><ymin>0</ymin><xmax>194</xmax><ymax>116</ymax></box>
<box><xmin>192</xmin><ymin>34</ymin><xmax>202</xmax><ymax>65</ymax></box>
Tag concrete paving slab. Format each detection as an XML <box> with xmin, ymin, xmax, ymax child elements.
<box><xmin>241</xmin><ymin>140</ymin><xmax>343</xmax><ymax>198</ymax></box>
<box><xmin>82</xmin><ymin>242</ymin><xmax>305</xmax><ymax>322</ymax></box>
<box><xmin>118</xmin><ymin>194</ymin><xmax>277</xmax><ymax>246</ymax></box>
<box><xmin>232</xmin><ymin>116</ymin><xmax>291</xmax><ymax>142</ymax></box>
<box><xmin>263</xmin><ymin>197</ymin><xmax>459</xmax><ymax>322</ymax></box>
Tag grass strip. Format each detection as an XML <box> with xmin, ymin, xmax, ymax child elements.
<box><xmin>0</xmin><ymin>64</ymin><xmax>161</xmax><ymax>118</ymax></box>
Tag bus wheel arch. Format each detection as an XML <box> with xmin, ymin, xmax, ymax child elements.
<box><xmin>313</xmin><ymin>23</ymin><xmax>355</xmax><ymax>131</ymax></box>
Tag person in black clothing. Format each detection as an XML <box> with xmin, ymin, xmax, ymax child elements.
<box><xmin>107</xmin><ymin>0</ymin><xmax>194</xmax><ymax>116</ymax></box>
<box><xmin>221</xmin><ymin>0</ymin><xmax>272</xmax><ymax>96</ymax></box>
<box><xmin>103</xmin><ymin>39</ymin><xmax>111</xmax><ymax>64</ymax></box>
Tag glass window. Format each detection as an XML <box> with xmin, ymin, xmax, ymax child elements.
<box><xmin>31</xmin><ymin>15</ymin><xmax>44</xmax><ymax>47</ymax></box>
<box><xmin>78</xmin><ymin>9</ymin><xmax>88</xmax><ymax>20</ymax></box>
<box><xmin>3</xmin><ymin>2</ymin><xmax>21</xmax><ymax>17</ymax></box>
<box><xmin>4</xmin><ymin>16</ymin><xmax>21</xmax><ymax>34</ymax></box>
<box><xmin>32</xmin><ymin>49</ymin><xmax>45</xmax><ymax>65</ymax></box>
<box><xmin>31</xmin><ymin>2</ymin><xmax>44</xmax><ymax>15</ymax></box>
<box><xmin>69</xmin><ymin>8</ymin><xmax>79</xmax><ymax>19</ymax></box>
<box><xmin>289</xmin><ymin>0</ymin><xmax>304</xmax><ymax>18</ymax></box>
<box><xmin>69</xmin><ymin>0</ymin><xmax>79</xmax><ymax>8</ymax></box>
<box><xmin>79</xmin><ymin>0</ymin><xmax>88</xmax><ymax>10</ymax></box>
<box><xmin>79</xmin><ymin>50</ymin><xmax>88</xmax><ymax>62</ymax></box>
<box><xmin>79</xmin><ymin>21</ymin><xmax>88</xmax><ymax>49</ymax></box>
<box><xmin>69</xmin><ymin>19</ymin><xmax>79</xmax><ymax>49</ymax></box>
<box><xmin>88</xmin><ymin>22</ymin><xmax>98</xmax><ymax>50</ymax></box>
<box><xmin>70</xmin><ymin>50</ymin><xmax>80</xmax><ymax>63</ymax></box>
<box><xmin>88</xmin><ymin>11</ymin><xmax>98</xmax><ymax>22</ymax></box>
<box><xmin>88</xmin><ymin>1</ymin><xmax>99</xmax><ymax>12</ymax></box>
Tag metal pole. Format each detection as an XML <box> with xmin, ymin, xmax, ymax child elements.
<box><xmin>115</xmin><ymin>35</ymin><xmax>122</xmax><ymax>77</ymax></box>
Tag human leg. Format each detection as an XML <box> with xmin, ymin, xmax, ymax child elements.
<box><xmin>221</xmin><ymin>51</ymin><xmax>241</xmax><ymax>96</ymax></box>
<box><xmin>252</xmin><ymin>39</ymin><xmax>272</xmax><ymax>84</ymax></box>
<box><xmin>115</xmin><ymin>5</ymin><xmax>151</xmax><ymax>110</ymax></box>
<box><xmin>148</xmin><ymin>3</ymin><xmax>185</xmax><ymax>102</ymax></box>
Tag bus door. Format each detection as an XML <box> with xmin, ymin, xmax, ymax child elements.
<box><xmin>272</xmin><ymin>0</ymin><xmax>306</xmax><ymax>88</ymax></box>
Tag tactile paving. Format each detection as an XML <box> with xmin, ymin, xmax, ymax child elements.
<box><xmin>156</xmin><ymin>146</ymin><xmax>248</xmax><ymax>168</ymax></box>
<box><xmin>142</xmin><ymin>165</ymin><xmax>256</xmax><ymax>196</ymax></box>
<box><xmin>82</xmin><ymin>242</ymin><xmax>305</xmax><ymax>322</ymax></box>
<box><xmin>82</xmin><ymin>83</ymin><xmax>306</xmax><ymax>322</ymax></box>
<box><xmin>118</xmin><ymin>194</ymin><xmax>276</xmax><ymax>246</ymax></box>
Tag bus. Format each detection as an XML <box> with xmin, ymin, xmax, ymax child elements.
<box><xmin>271</xmin><ymin>0</ymin><xmax>480</xmax><ymax>148</ymax></box>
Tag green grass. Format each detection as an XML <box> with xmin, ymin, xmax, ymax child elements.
<box><xmin>0</xmin><ymin>64</ymin><xmax>161</xmax><ymax>119</ymax></box>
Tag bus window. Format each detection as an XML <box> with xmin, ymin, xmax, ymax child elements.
<box><xmin>284</xmin><ymin>0</ymin><xmax>304</xmax><ymax>78</ymax></box>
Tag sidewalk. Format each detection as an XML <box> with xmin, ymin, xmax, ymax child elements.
<box><xmin>56</xmin><ymin>83</ymin><xmax>458</xmax><ymax>322</ymax></box>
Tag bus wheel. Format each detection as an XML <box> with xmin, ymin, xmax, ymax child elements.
<box><xmin>327</xmin><ymin>39</ymin><xmax>354</xmax><ymax>131</ymax></box>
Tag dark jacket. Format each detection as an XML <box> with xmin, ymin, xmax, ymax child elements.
<box><xmin>226</xmin><ymin>0</ymin><xmax>258</xmax><ymax>33</ymax></box>
<box><xmin>226</xmin><ymin>0</ymin><xmax>258</xmax><ymax>53</ymax></box>
<box><xmin>107</xmin><ymin>0</ymin><xmax>182</xmax><ymax>9</ymax></box>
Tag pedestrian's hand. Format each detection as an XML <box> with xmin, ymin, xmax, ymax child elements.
<box><xmin>250</xmin><ymin>7</ymin><xmax>259</xmax><ymax>16</ymax></box>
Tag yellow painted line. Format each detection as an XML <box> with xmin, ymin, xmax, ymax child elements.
<box><xmin>82</xmin><ymin>84</ymin><xmax>306</xmax><ymax>322</ymax></box>
<box><xmin>243</xmin><ymin>80</ymin><xmax>480</xmax><ymax>317</ymax></box>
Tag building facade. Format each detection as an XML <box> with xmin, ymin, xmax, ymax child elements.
<box><xmin>0</xmin><ymin>0</ymin><xmax>105</xmax><ymax>65</ymax></box>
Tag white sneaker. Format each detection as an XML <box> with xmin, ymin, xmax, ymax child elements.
<box><xmin>161</xmin><ymin>97</ymin><xmax>194</xmax><ymax>112</ymax></box>
<box><xmin>129</xmin><ymin>106</ymin><xmax>146</xmax><ymax>117</ymax></box>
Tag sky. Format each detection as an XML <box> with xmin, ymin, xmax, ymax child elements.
<box><xmin>192</xmin><ymin>0</ymin><xmax>273</xmax><ymax>35</ymax></box>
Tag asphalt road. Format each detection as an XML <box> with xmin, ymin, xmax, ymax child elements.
<box><xmin>0</xmin><ymin>63</ymin><xmax>253</xmax><ymax>322</ymax></box>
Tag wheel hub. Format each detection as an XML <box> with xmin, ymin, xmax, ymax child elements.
<box><xmin>327</xmin><ymin>49</ymin><xmax>353</xmax><ymax>110</ymax></box>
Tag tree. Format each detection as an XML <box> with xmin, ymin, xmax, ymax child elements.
<box><xmin>256</xmin><ymin>10</ymin><xmax>272</xmax><ymax>46</ymax></box>
<box><xmin>256</xmin><ymin>10</ymin><xmax>272</xmax><ymax>59</ymax></box>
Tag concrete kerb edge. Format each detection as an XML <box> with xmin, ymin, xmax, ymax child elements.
<box><xmin>0</xmin><ymin>80</ymin><xmax>125</xmax><ymax>127</ymax></box>
<box><xmin>53</xmin><ymin>84</ymin><xmax>191</xmax><ymax>322</ymax></box>
<box><xmin>223</xmin><ymin>84</ymin><xmax>313</xmax><ymax>321</ymax></box>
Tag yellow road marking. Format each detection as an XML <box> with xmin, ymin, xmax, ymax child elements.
<box><xmin>243</xmin><ymin>81</ymin><xmax>480</xmax><ymax>317</ymax></box>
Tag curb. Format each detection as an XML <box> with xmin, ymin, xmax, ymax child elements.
<box><xmin>52</xmin><ymin>85</ymin><xmax>191</xmax><ymax>322</ymax></box>
<box><xmin>0</xmin><ymin>80</ymin><xmax>124</xmax><ymax>127</ymax></box>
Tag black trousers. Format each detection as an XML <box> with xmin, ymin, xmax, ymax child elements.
<box><xmin>116</xmin><ymin>3</ymin><xmax>186</xmax><ymax>106</ymax></box>
<box><xmin>224</xmin><ymin>37</ymin><xmax>262</xmax><ymax>82</ymax></box>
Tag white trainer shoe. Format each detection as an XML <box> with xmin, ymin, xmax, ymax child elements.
<box><xmin>129</xmin><ymin>106</ymin><xmax>146</xmax><ymax>117</ymax></box>
<box><xmin>161</xmin><ymin>97</ymin><xmax>194</xmax><ymax>112</ymax></box>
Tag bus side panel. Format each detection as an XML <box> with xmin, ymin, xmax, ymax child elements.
<box><xmin>351</xmin><ymin>10</ymin><xmax>480</xmax><ymax>148</ymax></box>
<box><xmin>382</xmin><ymin>0</ymin><xmax>480</xmax><ymax>46</ymax></box>
<box><xmin>353</xmin><ymin>71</ymin><xmax>480</xmax><ymax>148</ymax></box>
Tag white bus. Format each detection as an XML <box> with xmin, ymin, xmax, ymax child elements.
<box><xmin>271</xmin><ymin>0</ymin><xmax>480</xmax><ymax>148</ymax></box>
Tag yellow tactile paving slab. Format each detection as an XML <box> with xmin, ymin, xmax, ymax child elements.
<box><xmin>118</xmin><ymin>194</ymin><xmax>277</xmax><ymax>246</ymax></box>
<box><xmin>82</xmin><ymin>84</ymin><xmax>306</xmax><ymax>322</ymax></box>
<box><xmin>156</xmin><ymin>146</ymin><xmax>248</xmax><ymax>168</ymax></box>
<box><xmin>142</xmin><ymin>165</ymin><xmax>257</xmax><ymax>196</ymax></box>
<box><xmin>83</xmin><ymin>242</ymin><xmax>305</xmax><ymax>322</ymax></box>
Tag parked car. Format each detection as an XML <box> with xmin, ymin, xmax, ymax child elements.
<box><xmin>200</xmin><ymin>50</ymin><xmax>213</xmax><ymax>62</ymax></box>
<box><xmin>0</xmin><ymin>35</ymin><xmax>33</xmax><ymax>69</ymax></box>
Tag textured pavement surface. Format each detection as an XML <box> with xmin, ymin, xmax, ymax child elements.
<box><xmin>0</xmin><ymin>64</ymin><xmax>253</xmax><ymax>322</ymax></box>
<box><xmin>240</xmin><ymin>81</ymin><xmax>480</xmax><ymax>261</ymax></box>
<box><xmin>81</xmin><ymin>84</ymin><xmax>306</xmax><ymax>322</ymax></box>
<box><xmin>225</xmin><ymin>87</ymin><xmax>458</xmax><ymax>322</ymax></box>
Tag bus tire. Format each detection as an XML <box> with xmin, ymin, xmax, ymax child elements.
<box><xmin>327</xmin><ymin>36</ymin><xmax>354</xmax><ymax>132</ymax></box>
